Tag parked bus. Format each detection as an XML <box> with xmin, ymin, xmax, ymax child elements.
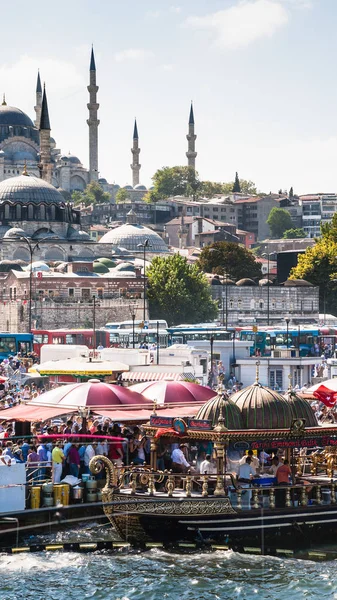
<box><xmin>239</xmin><ymin>327</ymin><xmax>337</xmax><ymax>357</ymax></box>
<box><xmin>0</xmin><ymin>333</ymin><xmax>33</xmax><ymax>361</ymax></box>
<box><xmin>168</xmin><ymin>324</ymin><xmax>233</xmax><ymax>346</ymax></box>
<box><xmin>103</xmin><ymin>327</ymin><xmax>168</xmax><ymax>348</ymax></box>
<box><xmin>33</xmin><ymin>329</ymin><xmax>95</xmax><ymax>356</ymax></box>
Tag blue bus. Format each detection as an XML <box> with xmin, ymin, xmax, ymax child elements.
<box><xmin>168</xmin><ymin>324</ymin><xmax>232</xmax><ymax>346</ymax></box>
<box><xmin>0</xmin><ymin>333</ymin><xmax>34</xmax><ymax>361</ymax></box>
<box><xmin>239</xmin><ymin>327</ymin><xmax>337</xmax><ymax>357</ymax></box>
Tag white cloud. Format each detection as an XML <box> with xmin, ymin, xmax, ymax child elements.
<box><xmin>114</xmin><ymin>48</ymin><xmax>154</xmax><ymax>63</ymax></box>
<box><xmin>185</xmin><ymin>0</ymin><xmax>289</xmax><ymax>50</ymax></box>
<box><xmin>170</xmin><ymin>6</ymin><xmax>182</xmax><ymax>13</ymax></box>
<box><xmin>0</xmin><ymin>55</ymin><xmax>84</xmax><ymax>103</ymax></box>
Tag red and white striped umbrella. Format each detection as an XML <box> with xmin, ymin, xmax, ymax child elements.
<box><xmin>29</xmin><ymin>379</ymin><xmax>149</xmax><ymax>409</ymax></box>
<box><xmin>129</xmin><ymin>380</ymin><xmax>216</xmax><ymax>406</ymax></box>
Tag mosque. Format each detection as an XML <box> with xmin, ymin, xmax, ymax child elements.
<box><xmin>0</xmin><ymin>47</ymin><xmax>196</xmax><ymax>261</ymax></box>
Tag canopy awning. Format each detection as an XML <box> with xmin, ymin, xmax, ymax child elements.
<box><xmin>36</xmin><ymin>359</ymin><xmax>129</xmax><ymax>376</ymax></box>
<box><xmin>0</xmin><ymin>404</ymin><xmax>75</xmax><ymax>422</ymax></box>
<box><xmin>121</xmin><ymin>372</ymin><xmax>183</xmax><ymax>382</ymax></box>
<box><xmin>93</xmin><ymin>404</ymin><xmax>200</xmax><ymax>422</ymax></box>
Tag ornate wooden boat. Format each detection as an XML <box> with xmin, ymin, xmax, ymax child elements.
<box><xmin>90</xmin><ymin>378</ymin><xmax>337</xmax><ymax>549</ymax></box>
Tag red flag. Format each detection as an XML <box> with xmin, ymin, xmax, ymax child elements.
<box><xmin>313</xmin><ymin>386</ymin><xmax>337</xmax><ymax>408</ymax></box>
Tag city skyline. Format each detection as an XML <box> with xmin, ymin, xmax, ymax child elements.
<box><xmin>0</xmin><ymin>0</ymin><xmax>336</xmax><ymax>194</ymax></box>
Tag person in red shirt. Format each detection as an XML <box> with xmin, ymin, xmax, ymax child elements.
<box><xmin>276</xmin><ymin>460</ymin><xmax>291</xmax><ymax>485</ymax></box>
<box><xmin>108</xmin><ymin>437</ymin><xmax>123</xmax><ymax>467</ymax></box>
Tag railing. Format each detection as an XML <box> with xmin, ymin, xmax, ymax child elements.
<box><xmin>107</xmin><ymin>464</ymin><xmax>337</xmax><ymax>509</ymax></box>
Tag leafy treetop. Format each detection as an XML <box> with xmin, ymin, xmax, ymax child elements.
<box><xmin>266</xmin><ymin>207</ymin><xmax>293</xmax><ymax>238</ymax></box>
<box><xmin>72</xmin><ymin>181</ymin><xmax>110</xmax><ymax>207</ymax></box>
<box><xmin>146</xmin><ymin>253</ymin><xmax>218</xmax><ymax>326</ymax></box>
<box><xmin>282</xmin><ymin>228</ymin><xmax>306</xmax><ymax>239</ymax></box>
<box><xmin>197</xmin><ymin>241</ymin><xmax>262</xmax><ymax>281</ymax></box>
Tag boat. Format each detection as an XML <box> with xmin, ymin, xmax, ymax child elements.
<box><xmin>90</xmin><ymin>376</ymin><xmax>337</xmax><ymax>549</ymax></box>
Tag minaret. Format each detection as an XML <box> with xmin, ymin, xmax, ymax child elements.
<box><xmin>186</xmin><ymin>102</ymin><xmax>197</xmax><ymax>170</ymax></box>
<box><xmin>34</xmin><ymin>71</ymin><xmax>42</xmax><ymax>128</ymax></box>
<box><xmin>87</xmin><ymin>46</ymin><xmax>99</xmax><ymax>182</ymax></box>
<box><xmin>39</xmin><ymin>84</ymin><xmax>52</xmax><ymax>184</ymax></box>
<box><xmin>131</xmin><ymin>119</ymin><xmax>141</xmax><ymax>187</ymax></box>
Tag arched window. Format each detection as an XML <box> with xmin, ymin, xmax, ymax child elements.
<box><xmin>259</xmin><ymin>299</ymin><xmax>264</xmax><ymax>310</ymax></box>
<box><xmin>28</xmin><ymin>204</ymin><xmax>33</xmax><ymax>219</ymax></box>
<box><xmin>237</xmin><ymin>298</ymin><xmax>242</xmax><ymax>309</ymax></box>
<box><xmin>229</xmin><ymin>299</ymin><xmax>234</xmax><ymax>309</ymax></box>
<box><xmin>271</xmin><ymin>298</ymin><xmax>276</xmax><ymax>309</ymax></box>
<box><xmin>40</xmin><ymin>205</ymin><xmax>46</xmax><ymax>220</ymax></box>
<box><xmin>16</xmin><ymin>205</ymin><xmax>21</xmax><ymax>219</ymax></box>
<box><xmin>4</xmin><ymin>204</ymin><xmax>9</xmax><ymax>219</ymax></box>
<box><xmin>250</xmin><ymin>299</ymin><xmax>255</xmax><ymax>310</ymax></box>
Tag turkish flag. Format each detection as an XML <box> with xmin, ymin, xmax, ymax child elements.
<box><xmin>313</xmin><ymin>386</ymin><xmax>337</xmax><ymax>408</ymax></box>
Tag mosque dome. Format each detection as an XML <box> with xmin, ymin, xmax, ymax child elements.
<box><xmin>60</xmin><ymin>154</ymin><xmax>81</xmax><ymax>165</ymax></box>
<box><xmin>99</xmin><ymin>178</ymin><xmax>107</xmax><ymax>184</ymax></box>
<box><xmin>236</xmin><ymin>278</ymin><xmax>257</xmax><ymax>287</ymax></box>
<box><xmin>0</xmin><ymin>174</ymin><xmax>65</xmax><ymax>205</ymax></box>
<box><xmin>68</xmin><ymin>228</ymin><xmax>90</xmax><ymax>241</ymax></box>
<box><xmin>3</xmin><ymin>227</ymin><xmax>27</xmax><ymax>239</ymax></box>
<box><xmin>283</xmin><ymin>389</ymin><xmax>318</xmax><ymax>427</ymax></box>
<box><xmin>123</xmin><ymin>185</ymin><xmax>133</xmax><ymax>190</ymax></box>
<box><xmin>134</xmin><ymin>184</ymin><xmax>147</xmax><ymax>191</ymax></box>
<box><xmin>196</xmin><ymin>391</ymin><xmax>244</xmax><ymax>429</ymax></box>
<box><xmin>99</xmin><ymin>223</ymin><xmax>169</xmax><ymax>253</ymax></box>
<box><xmin>114</xmin><ymin>262</ymin><xmax>135</xmax><ymax>272</ymax></box>
<box><xmin>93</xmin><ymin>261</ymin><xmax>109</xmax><ymax>274</ymax></box>
<box><xmin>0</xmin><ymin>105</ymin><xmax>35</xmax><ymax>128</ymax></box>
<box><xmin>283</xmin><ymin>279</ymin><xmax>314</xmax><ymax>287</ymax></box>
<box><xmin>231</xmin><ymin>381</ymin><xmax>293</xmax><ymax>429</ymax></box>
<box><xmin>97</xmin><ymin>257</ymin><xmax>117</xmax><ymax>268</ymax></box>
<box><xmin>259</xmin><ymin>278</ymin><xmax>273</xmax><ymax>286</ymax></box>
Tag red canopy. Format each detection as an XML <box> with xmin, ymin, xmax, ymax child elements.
<box><xmin>28</xmin><ymin>380</ymin><xmax>149</xmax><ymax>409</ymax></box>
<box><xmin>93</xmin><ymin>404</ymin><xmax>200</xmax><ymax>422</ymax></box>
<box><xmin>0</xmin><ymin>404</ymin><xmax>74</xmax><ymax>422</ymax></box>
<box><xmin>129</xmin><ymin>381</ymin><xmax>216</xmax><ymax>406</ymax></box>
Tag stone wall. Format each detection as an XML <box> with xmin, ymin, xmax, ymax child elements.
<box><xmin>0</xmin><ymin>298</ymin><xmax>147</xmax><ymax>332</ymax></box>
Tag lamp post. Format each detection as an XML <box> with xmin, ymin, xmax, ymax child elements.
<box><xmin>137</xmin><ymin>238</ymin><xmax>152</xmax><ymax>323</ymax></box>
<box><xmin>262</xmin><ymin>250</ymin><xmax>275</xmax><ymax>326</ymax></box>
<box><xmin>210</xmin><ymin>335</ymin><xmax>214</xmax><ymax>387</ymax></box>
<box><xmin>132</xmin><ymin>312</ymin><xmax>136</xmax><ymax>349</ymax></box>
<box><xmin>156</xmin><ymin>320</ymin><xmax>160</xmax><ymax>365</ymax></box>
<box><xmin>222</xmin><ymin>272</ymin><xmax>229</xmax><ymax>330</ymax></box>
<box><xmin>285</xmin><ymin>317</ymin><xmax>290</xmax><ymax>349</ymax></box>
<box><xmin>93</xmin><ymin>296</ymin><xmax>97</xmax><ymax>350</ymax></box>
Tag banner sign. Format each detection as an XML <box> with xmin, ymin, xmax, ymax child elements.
<box><xmin>150</xmin><ymin>416</ymin><xmax>173</xmax><ymax>428</ymax></box>
<box><xmin>233</xmin><ymin>436</ymin><xmax>337</xmax><ymax>451</ymax></box>
<box><xmin>188</xmin><ymin>418</ymin><xmax>212</xmax><ymax>431</ymax></box>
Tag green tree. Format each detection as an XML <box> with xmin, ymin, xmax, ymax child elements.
<box><xmin>199</xmin><ymin>180</ymin><xmax>226</xmax><ymax>198</ymax></box>
<box><xmin>146</xmin><ymin>254</ymin><xmax>218</xmax><ymax>325</ymax></box>
<box><xmin>282</xmin><ymin>228</ymin><xmax>306</xmax><ymax>239</ymax></box>
<box><xmin>115</xmin><ymin>188</ymin><xmax>129</xmax><ymax>204</ymax></box>
<box><xmin>289</xmin><ymin>186</ymin><xmax>294</xmax><ymax>198</ymax></box>
<box><xmin>150</xmin><ymin>166</ymin><xmax>200</xmax><ymax>200</ymax></box>
<box><xmin>197</xmin><ymin>241</ymin><xmax>262</xmax><ymax>281</ymax></box>
<box><xmin>71</xmin><ymin>182</ymin><xmax>110</xmax><ymax>207</ymax></box>
<box><xmin>222</xmin><ymin>179</ymin><xmax>257</xmax><ymax>195</ymax></box>
<box><xmin>290</xmin><ymin>214</ymin><xmax>337</xmax><ymax>314</ymax></box>
<box><xmin>232</xmin><ymin>172</ymin><xmax>241</xmax><ymax>193</ymax></box>
<box><xmin>266</xmin><ymin>207</ymin><xmax>293</xmax><ymax>238</ymax></box>
<box><xmin>71</xmin><ymin>190</ymin><xmax>84</xmax><ymax>206</ymax></box>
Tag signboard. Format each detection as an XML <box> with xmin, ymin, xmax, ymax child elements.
<box><xmin>188</xmin><ymin>418</ymin><xmax>212</xmax><ymax>431</ymax></box>
<box><xmin>232</xmin><ymin>436</ymin><xmax>337</xmax><ymax>451</ymax></box>
<box><xmin>150</xmin><ymin>416</ymin><xmax>173</xmax><ymax>428</ymax></box>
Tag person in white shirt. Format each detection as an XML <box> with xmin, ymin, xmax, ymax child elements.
<box><xmin>239</xmin><ymin>450</ymin><xmax>259</xmax><ymax>471</ymax></box>
<box><xmin>237</xmin><ymin>457</ymin><xmax>256</xmax><ymax>508</ymax></box>
<box><xmin>200</xmin><ymin>454</ymin><xmax>216</xmax><ymax>475</ymax></box>
<box><xmin>171</xmin><ymin>445</ymin><xmax>190</xmax><ymax>473</ymax></box>
<box><xmin>84</xmin><ymin>443</ymin><xmax>96</xmax><ymax>474</ymax></box>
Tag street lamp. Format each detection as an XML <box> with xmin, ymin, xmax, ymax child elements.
<box><xmin>262</xmin><ymin>250</ymin><xmax>276</xmax><ymax>326</ymax></box>
<box><xmin>137</xmin><ymin>238</ymin><xmax>152</xmax><ymax>323</ymax></box>
<box><xmin>285</xmin><ymin>317</ymin><xmax>290</xmax><ymax>349</ymax></box>
<box><xmin>132</xmin><ymin>312</ymin><xmax>136</xmax><ymax>349</ymax></box>
<box><xmin>4</xmin><ymin>230</ymin><xmax>56</xmax><ymax>333</ymax></box>
<box><xmin>222</xmin><ymin>272</ymin><xmax>230</xmax><ymax>330</ymax></box>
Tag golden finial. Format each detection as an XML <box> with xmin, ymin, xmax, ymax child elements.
<box><xmin>152</xmin><ymin>399</ymin><xmax>157</xmax><ymax>415</ymax></box>
<box><xmin>22</xmin><ymin>160</ymin><xmax>28</xmax><ymax>176</ymax></box>
<box><xmin>288</xmin><ymin>373</ymin><xmax>293</xmax><ymax>390</ymax></box>
<box><xmin>213</xmin><ymin>397</ymin><xmax>228</xmax><ymax>432</ymax></box>
<box><xmin>255</xmin><ymin>360</ymin><xmax>260</xmax><ymax>384</ymax></box>
<box><xmin>2</xmin><ymin>94</ymin><xmax>6</xmax><ymax>106</ymax></box>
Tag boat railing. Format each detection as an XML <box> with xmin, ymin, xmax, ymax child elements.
<box><xmin>109</xmin><ymin>464</ymin><xmax>337</xmax><ymax>509</ymax></box>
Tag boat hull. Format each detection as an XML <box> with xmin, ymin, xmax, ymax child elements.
<box><xmin>104</xmin><ymin>493</ymin><xmax>337</xmax><ymax>548</ymax></box>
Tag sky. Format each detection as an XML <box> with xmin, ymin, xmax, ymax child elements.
<box><xmin>1</xmin><ymin>0</ymin><xmax>337</xmax><ymax>195</ymax></box>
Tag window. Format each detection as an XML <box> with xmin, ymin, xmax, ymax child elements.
<box><xmin>52</xmin><ymin>336</ymin><xmax>65</xmax><ymax>344</ymax></box>
<box><xmin>81</xmin><ymin>288</ymin><xmax>91</xmax><ymax>299</ymax></box>
<box><xmin>250</xmin><ymin>299</ymin><xmax>255</xmax><ymax>310</ymax></box>
<box><xmin>68</xmin><ymin>288</ymin><xmax>74</xmax><ymax>297</ymax></box>
<box><xmin>0</xmin><ymin>336</ymin><xmax>16</xmax><ymax>353</ymax></box>
<box><xmin>269</xmin><ymin>369</ymin><xmax>283</xmax><ymax>390</ymax></box>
